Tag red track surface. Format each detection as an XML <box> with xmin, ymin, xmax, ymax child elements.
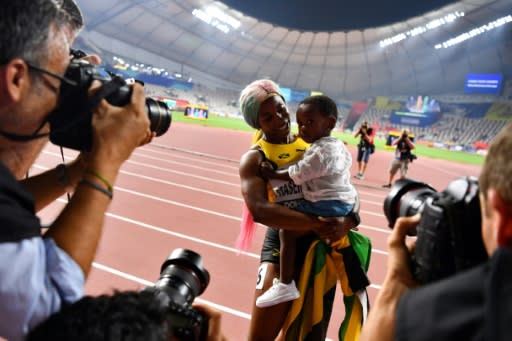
<box><xmin>33</xmin><ymin>122</ymin><xmax>482</xmax><ymax>341</ymax></box>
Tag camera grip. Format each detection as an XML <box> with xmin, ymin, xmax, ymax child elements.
<box><xmin>413</xmin><ymin>199</ymin><xmax>453</xmax><ymax>284</ymax></box>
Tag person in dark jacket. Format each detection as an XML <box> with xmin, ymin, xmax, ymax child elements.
<box><xmin>360</xmin><ymin>122</ymin><xmax>512</xmax><ymax>341</ymax></box>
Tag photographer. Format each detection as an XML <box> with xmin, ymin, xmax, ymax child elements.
<box><xmin>26</xmin><ymin>290</ymin><xmax>227</xmax><ymax>341</ymax></box>
<box><xmin>0</xmin><ymin>1</ymin><xmax>151</xmax><ymax>340</ymax></box>
<box><xmin>354</xmin><ymin>121</ymin><xmax>375</xmax><ymax>180</ymax></box>
<box><xmin>361</xmin><ymin>123</ymin><xmax>512</xmax><ymax>341</ymax></box>
<box><xmin>382</xmin><ymin>128</ymin><xmax>415</xmax><ymax>188</ymax></box>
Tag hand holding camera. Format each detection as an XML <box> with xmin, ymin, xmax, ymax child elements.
<box><xmin>399</xmin><ymin>133</ymin><xmax>409</xmax><ymax>142</ymax></box>
<box><xmin>88</xmin><ymin>82</ymin><xmax>150</xmax><ymax>166</ymax></box>
<box><xmin>48</xmin><ymin>56</ymin><xmax>172</xmax><ymax>152</ymax></box>
<box><xmin>383</xmin><ymin>177</ymin><xmax>488</xmax><ymax>284</ymax></box>
<box><xmin>384</xmin><ymin>214</ymin><xmax>422</xmax><ymax>288</ymax></box>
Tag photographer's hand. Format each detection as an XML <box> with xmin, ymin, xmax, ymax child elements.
<box><xmin>139</xmin><ymin>131</ymin><xmax>156</xmax><ymax>146</ymax></box>
<box><xmin>386</xmin><ymin>215</ymin><xmax>419</xmax><ymax>287</ymax></box>
<box><xmin>191</xmin><ymin>303</ymin><xmax>227</xmax><ymax>341</ymax></box>
<box><xmin>89</xmin><ymin>82</ymin><xmax>150</xmax><ymax>169</ymax></box>
<box><xmin>360</xmin><ymin>214</ymin><xmax>420</xmax><ymax>341</ymax></box>
<box><xmin>80</xmin><ymin>54</ymin><xmax>101</xmax><ymax>65</ymax></box>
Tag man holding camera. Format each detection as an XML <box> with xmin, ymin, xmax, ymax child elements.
<box><xmin>0</xmin><ymin>1</ymin><xmax>152</xmax><ymax>340</ymax></box>
<box><xmin>382</xmin><ymin>128</ymin><xmax>415</xmax><ymax>188</ymax></box>
<box><xmin>354</xmin><ymin>121</ymin><xmax>375</xmax><ymax>180</ymax></box>
<box><xmin>361</xmin><ymin>122</ymin><xmax>512</xmax><ymax>341</ymax></box>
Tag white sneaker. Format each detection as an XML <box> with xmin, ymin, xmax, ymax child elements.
<box><xmin>256</xmin><ymin>279</ymin><xmax>300</xmax><ymax>308</ymax></box>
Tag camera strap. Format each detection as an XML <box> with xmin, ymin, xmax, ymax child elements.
<box><xmin>0</xmin><ymin>120</ymin><xmax>50</xmax><ymax>142</ymax></box>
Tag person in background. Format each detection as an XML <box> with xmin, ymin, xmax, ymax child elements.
<box><xmin>0</xmin><ymin>1</ymin><xmax>151</xmax><ymax>340</ymax></box>
<box><xmin>238</xmin><ymin>79</ymin><xmax>370</xmax><ymax>341</ymax></box>
<box><xmin>361</xmin><ymin>123</ymin><xmax>512</xmax><ymax>341</ymax></box>
<box><xmin>354</xmin><ymin>121</ymin><xmax>375</xmax><ymax>180</ymax></box>
<box><xmin>256</xmin><ymin>95</ymin><xmax>358</xmax><ymax>308</ymax></box>
<box><xmin>382</xmin><ymin>128</ymin><xmax>415</xmax><ymax>188</ymax></box>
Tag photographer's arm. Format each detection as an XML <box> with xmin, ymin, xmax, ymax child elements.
<box><xmin>360</xmin><ymin>215</ymin><xmax>420</xmax><ymax>341</ymax></box>
<box><xmin>405</xmin><ymin>137</ymin><xmax>415</xmax><ymax>150</ymax></box>
<box><xmin>44</xmin><ymin>84</ymin><xmax>150</xmax><ymax>277</ymax></box>
<box><xmin>392</xmin><ymin>137</ymin><xmax>402</xmax><ymax>146</ymax></box>
<box><xmin>361</xmin><ymin>131</ymin><xmax>374</xmax><ymax>145</ymax></box>
<box><xmin>20</xmin><ymin>154</ymin><xmax>87</xmax><ymax>212</ymax></box>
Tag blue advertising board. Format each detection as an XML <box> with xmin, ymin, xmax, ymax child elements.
<box><xmin>464</xmin><ymin>73</ymin><xmax>503</xmax><ymax>95</ymax></box>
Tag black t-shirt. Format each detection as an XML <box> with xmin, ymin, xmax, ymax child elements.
<box><xmin>0</xmin><ymin>162</ymin><xmax>41</xmax><ymax>242</ymax></box>
<box><xmin>396</xmin><ymin>248</ymin><xmax>512</xmax><ymax>341</ymax></box>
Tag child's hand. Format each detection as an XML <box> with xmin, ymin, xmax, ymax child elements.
<box><xmin>259</xmin><ymin>161</ymin><xmax>275</xmax><ymax>179</ymax></box>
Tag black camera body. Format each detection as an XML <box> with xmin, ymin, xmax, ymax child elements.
<box><xmin>48</xmin><ymin>59</ymin><xmax>172</xmax><ymax>151</ymax></box>
<box><xmin>383</xmin><ymin>177</ymin><xmax>488</xmax><ymax>284</ymax></box>
<box><xmin>144</xmin><ymin>248</ymin><xmax>210</xmax><ymax>341</ymax></box>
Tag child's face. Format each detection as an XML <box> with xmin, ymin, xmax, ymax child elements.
<box><xmin>296</xmin><ymin>103</ymin><xmax>334</xmax><ymax>143</ymax></box>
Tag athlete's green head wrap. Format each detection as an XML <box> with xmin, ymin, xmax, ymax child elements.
<box><xmin>238</xmin><ymin>79</ymin><xmax>285</xmax><ymax>129</ymax></box>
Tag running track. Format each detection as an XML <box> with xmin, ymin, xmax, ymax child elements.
<box><xmin>33</xmin><ymin>122</ymin><xmax>482</xmax><ymax>341</ymax></box>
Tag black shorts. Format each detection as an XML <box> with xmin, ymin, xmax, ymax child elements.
<box><xmin>260</xmin><ymin>227</ymin><xmax>317</xmax><ymax>266</ymax></box>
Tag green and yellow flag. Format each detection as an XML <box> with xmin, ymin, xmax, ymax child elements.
<box><xmin>282</xmin><ymin>231</ymin><xmax>372</xmax><ymax>340</ymax></box>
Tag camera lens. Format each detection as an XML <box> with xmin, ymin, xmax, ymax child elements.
<box><xmin>152</xmin><ymin>248</ymin><xmax>210</xmax><ymax>307</ymax></box>
<box><xmin>146</xmin><ymin>98</ymin><xmax>172</xmax><ymax>137</ymax></box>
<box><xmin>107</xmin><ymin>84</ymin><xmax>172</xmax><ymax>137</ymax></box>
<box><xmin>383</xmin><ymin>179</ymin><xmax>437</xmax><ymax>229</ymax></box>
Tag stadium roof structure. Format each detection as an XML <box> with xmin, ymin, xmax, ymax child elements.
<box><xmin>76</xmin><ymin>0</ymin><xmax>512</xmax><ymax>100</ymax></box>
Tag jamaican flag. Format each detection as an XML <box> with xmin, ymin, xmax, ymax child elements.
<box><xmin>282</xmin><ymin>231</ymin><xmax>372</xmax><ymax>340</ymax></box>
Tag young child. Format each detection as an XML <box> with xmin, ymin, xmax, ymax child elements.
<box><xmin>256</xmin><ymin>95</ymin><xmax>357</xmax><ymax>308</ymax></box>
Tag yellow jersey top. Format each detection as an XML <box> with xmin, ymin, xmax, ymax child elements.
<box><xmin>254</xmin><ymin>137</ymin><xmax>310</xmax><ymax>205</ymax></box>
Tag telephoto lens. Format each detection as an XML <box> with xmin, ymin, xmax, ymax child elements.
<box><xmin>143</xmin><ymin>248</ymin><xmax>210</xmax><ymax>341</ymax></box>
<box><xmin>153</xmin><ymin>248</ymin><xmax>210</xmax><ymax>306</ymax></box>
<box><xmin>146</xmin><ymin>98</ymin><xmax>172</xmax><ymax>137</ymax></box>
<box><xmin>383</xmin><ymin>178</ymin><xmax>436</xmax><ymax>231</ymax></box>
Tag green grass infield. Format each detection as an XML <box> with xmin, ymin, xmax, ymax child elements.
<box><xmin>172</xmin><ymin>111</ymin><xmax>485</xmax><ymax>165</ymax></box>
